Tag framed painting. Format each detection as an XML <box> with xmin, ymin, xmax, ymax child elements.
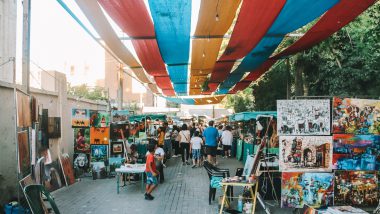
<box><xmin>74</xmin><ymin>128</ymin><xmax>90</xmax><ymax>153</ymax></box>
<box><xmin>90</xmin><ymin>127</ymin><xmax>110</xmax><ymax>145</ymax></box>
<box><xmin>112</xmin><ymin>110</ymin><xmax>129</xmax><ymax>122</ymax></box>
<box><xmin>111</xmin><ymin>141</ymin><xmax>124</xmax><ymax>156</ymax></box>
<box><xmin>333</xmin><ymin>134</ymin><xmax>379</xmax><ymax>170</ymax></box>
<box><xmin>279</xmin><ymin>136</ymin><xmax>333</xmax><ymax>172</ymax></box>
<box><xmin>18</xmin><ymin>131</ymin><xmax>31</xmax><ymax>176</ymax></box>
<box><xmin>91</xmin><ymin>145</ymin><xmax>108</xmax><ymax>162</ymax></box>
<box><xmin>334</xmin><ymin>170</ymin><xmax>378</xmax><ymax>206</ymax></box>
<box><xmin>332</xmin><ymin>97</ymin><xmax>380</xmax><ymax>134</ymax></box>
<box><xmin>72</xmin><ymin>109</ymin><xmax>90</xmax><ymax>127</ymax></box>
<box><xmin>277</xmin><ymin>99</ymin><xmax>330</xmax><ymax>135</ymax></box>
<box><xmin>90</xmin><ymin>110</ymin><xmax>110</xmax><ymax>127</ymax></box>
<box><xmin>281</xmin><ymin>172</ymin><xmax>334</xmax><ymax>209</ymax></box>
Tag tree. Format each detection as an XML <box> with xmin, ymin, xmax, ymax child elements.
<box><xmin>67</xmin><ymin>84</ymin><xmax>108</xmax><ymax>101</ymax></box>
<box><xmin>223</xmin><ymin>88</ymin><xmax>254</xmax><ymax>113</ymax></box>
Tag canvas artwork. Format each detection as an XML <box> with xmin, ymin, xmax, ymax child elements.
<box><xmin>91</xmin><ymin>145</ymin><xmax>108</xmax><ymax>162</ymax></box>
<box><xmin>112</xmin><ymin>110</ymin><xmax>129</xmax><ymax>122</ymax></box>
<box><xmin>16</xmin><ymin>91</ymin><xmax>31</xmax><ymax>127</ymax></box>
<box><xmin>90</xmin><ymin>127</ymin><xmax>110</xmax><ymax>144</ymax></box>
<box><xmin>333</xmin><ymin>134</ymin><xmax>380</xmax><ymax>170</ymax></box>
<box><xmin>110</xmin><ymin>123</ymin><xmax>128</xmax><ymax>141</ymax></box>
<box><xmin>334</xmin><ymin>170</ymin><xmax>378</xmax><ymax>206</ymax></box>
<box><xmin>281</xmin><ymin>172</ymin><xmax>334</xmax><ymax>209</ymax></box>
<box><xmin>59</xmin><ymin>153</ymin><xmax>76</xmax><ymax>186</ymax></box>
<box><xmin>279</xmin><ymin>136</ymin><xmax>333</xmax><ymax>172</ymax></box>
<box><xmin>73</xmin><ymin>153</ymin><xmax>90</xmax><ymax>170</ymax></box>
<box><xmin>18</xmin><ymin>131</ymin><xmax>31</xmax><ymax>176</ymax></box>
<box><xmin>111</xmin><ymin>141</ymin><xmax>124</xmax><ymax>156</ymax></box>
<box><xmin>74</xmin><ymin>128</ymin><xmax>90</xmax><ymax>153</ymax></box>
<box><xmin>90</xmin><ymin>110</ymin><xmax>110</xmax><ymax>127</ymax></box>
<box><xmin>72</xmin><ymin>109</ymin><xmax>90</xmax><ymax>127</ymax></box>
<box><xmin>277</xmin><ymin>99</ymin><xmax>330</xmax><ymax>135</ymax></box>
<box><xmin>333</xmin><ymin>97</ymin><xmax>380</xmax><ymax>134</ymax></box>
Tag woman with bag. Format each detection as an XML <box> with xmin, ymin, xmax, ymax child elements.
<box><xmin>179</xmin><ymin>124</ymin><xmax>191</xmax><ymax>165</ymax></box>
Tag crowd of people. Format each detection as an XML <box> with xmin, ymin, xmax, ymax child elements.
<box><xmin>123</xmin><ymin>120</ymin><xmax>236</xmax><ymax>200</ymax></box>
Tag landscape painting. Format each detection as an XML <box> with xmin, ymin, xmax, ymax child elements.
<box><xmin>90</xmin><ymin>110</ymin><xmax>110</xmax><ymax>127</ymax></box>
<box><xmin>72</xmin><ymin>109</ymin><xmax>90</xmax><ymax>127</ymax></box>
<box><xmin>279</xmin><ymin>136</ymin><xmax>333</xmax><ymax>172</ymax></box>
<box><xmin>281</xmin><ymin>172</ymin><xmax>334</xmax><ymax>209</ymax></box>
<box><xmin>332</xmin><ymin>97</ymin><xmax>380</xmax><ymax>134</ymax></box>
<box><xmin>334</xmin><ymin>170</ymin><xmax>378</xmax><ymax>206</ymax></box>
<box><xmin>333</xmin><ymin>134</ymin><xmax>379</xmax><ymax>170</ymax></box>
<box><xmin>90</xmin><ymin>127</ymin><xmax>110</xmax><ymax>145</ymax></box>
<box><xmin>112</xmin><ymin>110</ymin><xmax>129</xmax><ymax>122</ymax></box>
<box><xmin>277</xmin><ymin>99</ymin><xmax>330</xmax><ymax>135</ymax></box>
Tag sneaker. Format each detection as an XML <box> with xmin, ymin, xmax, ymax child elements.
<box><xmin>172</xmin><ymin>155</ymin><xmax>178</xmax><ymax>158</ymax></box>
<box><xmin>191</xmin><ymin>165</ymin><xmax>196</xmax><ymax>168</ymax></box>
<box><xmin>186</xmin><ymin>162</ymin><xmax>191</xmax><ymax>165</ymax></box>
<box><xmin>148</xmin><ymin>194</ymin><xmax>155</xmax><ymax>200</ymax></box>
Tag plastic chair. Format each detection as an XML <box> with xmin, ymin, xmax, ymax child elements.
<box><xmin>203</xmin><ymin>161</ymin><xmax>233</xmax><ymax>205</ymax></box>
<box><xmin>24</xmin><ymin>184</ymin><xmax>60</xmax><ymax>214</ymax></box>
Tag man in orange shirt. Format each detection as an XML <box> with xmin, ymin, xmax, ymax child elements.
<box><xmin>145</xmin><ymin>143</ymin><xmax>159</xmax><ymax>200</ymax></box>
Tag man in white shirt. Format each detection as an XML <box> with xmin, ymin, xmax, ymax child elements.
<box><xmin>221</xmin><ymin>126</ymin><xmax>233</xmax><ymax>158</ymax></box>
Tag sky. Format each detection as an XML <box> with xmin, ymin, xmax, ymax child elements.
<box><xmin>16</xmin><ymin>0</ymin><xmax>202</xmax><ymax>96</ymax></box>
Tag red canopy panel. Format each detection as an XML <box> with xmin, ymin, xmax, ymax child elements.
<box><xmin>162</xmin><ymin>89</ymin><xmax>176</xmax><ymax>96</ymax></box>
<box><xmin>207</xmin><ymin>0</ymin><xmax>285</xmax><ymax>92</ymax></box>
<box><xmin>229</xmin><ymin>59</ymin><xmax>276</xmax><ymax>93</ymax></box>
<box><xmin>132</xmin><ymin>40</ymin><xmax>167</xmax><ymax>76</ymax></box>
<box><xmin>274</xmin><ymin>0</ymin><xmax>377</xmax><ymax>59</ymax></box>
<box><xmin>154</xmin><ymin>76</ymin><xmax>173</xmax><ymax>89</ymax></box>
<box><xmin>98</xmin><ymin>0</ymin><xmax>154</xmax><ymax>37</ymax></box>
<box><xmin>99</xmin><ymin>0</ymin><xmax>172</xmax><ymax>89</ymax></box>
<box><xmin>209</xmin><ymin>61</ymin><xmax>235</xmax><ymax>82</ymax></box>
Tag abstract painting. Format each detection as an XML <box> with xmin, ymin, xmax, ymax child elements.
<box><xmin>279</xmin><ymin>136</ymin><xmax>333</xmax><ymax>172</ymax></box>
<box><xmin>59</xmin><ymin>153</ymin><xmax>76</xmax><ymax>186</ymax></box>
<box><xmin>72</xmin><ymin>109</ymin><xmax>90</xmax><ymax>127</ymax></box>
<box><xmin>333</xmin><ymin>97</ymin><xmax>380</xmax><ymax>134</ymax></box>
<box><xmin>74</xmin><ymin>128</ymin><xmax>90</xmax><ymax>153</ymax></box>
<box><xmin>333</xmin><ymin>134</ymin><xmax>380</xmax><ymax>170</ymax></box>
<box><xmin>16</xmin><ymin>91</ymin><xmax>31</xmax><ymax>128</ymax></box>
<box><xmin>277</xmin><ymin>99</ymin><xmax>330</xmax><ymax>135</ymax></box>
<box><xmin>334</xmin><ymin>170</ymin><xmax>378</xmax><ymax>206</ymax></box>
<box><xmin>90</xmin><ymin>110</ymin><xmax>110</xmax><ymax>127</ymax></box>
<box><xmin>90</xmin><ymin>127</ymin><xmax>110</xmax><ymax>145</ymax></box>
<box><xmin>110</xmin><ymin>123</ymin><xmax>128</xmax><ymax>141</ymax></box>
<box><xmin>18</xmin><ymin>131</ymin><xmax>30</xmax><ymax>176</ymax></box>
<box><xmin>281</xmin><ymin>172</ymin><xmax>334</xmax><ymax>209</ymax></box>
<box><xmin>112</xmin><ymin>110</ymin><xmax>129</xmax><ymax>122</ymax></box>
<box><xmin>91</xmin><ymin>145</ymin><xmax>108</xmax><ymax>162</ymax></box>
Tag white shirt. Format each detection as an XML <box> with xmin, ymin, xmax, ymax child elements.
<box><xmin>190</xmin><ymin>136</ymin><xmax>203</xmax><ymax>150</ymax></box>
<box><xmin>179</xmin><ymin>130</ymin><xmax>190</xmax><ymax>143</ymax></box>
<box><xmin>155</xmin><ymin>147</ymin><xmax>165</xmax><ymax>157</ymax></box>
<box><xmin>221</xmin><ymin>130</ymin><xmax>233</xmax><ymax>146</ymax></box>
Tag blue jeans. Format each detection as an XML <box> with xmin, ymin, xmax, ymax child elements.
<box><xmin>164</xmin><ymin>139</ymin><xmax>172</xmax><ymax>158</ymax></box>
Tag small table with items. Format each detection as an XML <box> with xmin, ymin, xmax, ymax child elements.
<box><xmin>115</xmin><ymin>164</ymin><xmax>145</xmax><ymax>194</ymax></box>
<box><xmin>219</xmin><ymin>177</ymin><xmax>259</xmax><ymax>214</ymax></box>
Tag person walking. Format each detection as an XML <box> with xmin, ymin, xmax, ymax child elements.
<box><xmin>203</xmin><ymin>121</ymin><xmax>219</xmax><ymax>165</ymax></box>
<box><xmin>221</xmin><ymin>125</ymin><xmax>233</xmax><ymax>158</ymax></box>
<box><xmin>179</xmin><ymin>124</ymin><xmax>191</xmax><ymax>165</ymax></box>
<box><xmin>144</xmin><ymin>143</ymin><xmax>159</xmax><ymax>200</ymax></box>
<box><xmin>190</xmin><ymin>131</ymin><xmax>203</xmax><ymax>168</ymax></box>
<box><xmin>171</xmin><ymin>125</ymin><xmax>180</xmax><ymax>157</ymax></box>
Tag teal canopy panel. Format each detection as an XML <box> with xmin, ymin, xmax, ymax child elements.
<box><xmin>216</xmin><ymin>0</ymin><xmax>339</xmax><ymax>94</ymax></box>
<box><xmin>148</xmin><ymin>0</ymin><xmax>192</xmax><ymax>95</ymax></box>
<box><xmin>230</xmin><ymin>111</ymin><xmax>277</xmax><ymax>122</ymax></box>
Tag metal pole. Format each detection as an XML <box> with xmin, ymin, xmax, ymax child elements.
<box><xmin>22</xmin><ymin>0</ymin><xmax>31</xmax><ymax>93</ymax></box>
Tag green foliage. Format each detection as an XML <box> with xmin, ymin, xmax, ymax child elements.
<box><xmin>224</xmin><ymin>88</ymin><xmax>254</xmax><ymax>113</ymax></box>
<box><xmin>67</xmin><ymin>84</ymin><xmax>108</xmax><ymax>101</ymax></box>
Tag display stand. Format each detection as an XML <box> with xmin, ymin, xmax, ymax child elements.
<box><xmin>219</xmin><ymin>181</ymin><xmax>259</xmax><ymax>214</ymax></box>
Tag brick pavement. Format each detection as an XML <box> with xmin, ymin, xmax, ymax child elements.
<box><xmin>52</xmin><ymin>157</ymin><xmax>292</xmax><ymax>214</ymax></box>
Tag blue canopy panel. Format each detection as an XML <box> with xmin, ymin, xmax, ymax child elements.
<box><xmin>165</xmin><ymin>97</ymin><xmax>195</xmax><ymax>105</ymax></box>
<box><xmin>216</xmin><ymin>0</ymin><xmax>339</xmax><ymax>94</ymax></box>
<box><xmin>168</xmin><ymin>65</ymin><xmax>188</xmax><ymax>94</ymax></box>
<box><xmin>148</xmin><ymin>0</ymin><xmax>192</xmax><ymax>95</ymax></box>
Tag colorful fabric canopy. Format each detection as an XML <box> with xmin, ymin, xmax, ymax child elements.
<box><xmin>215</xmin><ymin>0</ymin><xmax>339</xmax><ymax>94</ymax></box>
<box><xmin>69</xmin><ymin>0</ymin><xmax>376</xmax><ymax>105</ymax></box>
<box><xmin>149</xmin><ymin>0</ymin><xmax>192</xmax><ymax>95</ymax></box>
<box><xmin>98</xmin><ymin>0</ymin><xmax>175</xmax><ymax>96</ymax></box>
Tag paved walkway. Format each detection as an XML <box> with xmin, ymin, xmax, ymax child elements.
<box><xmin>52</xmin><ymin>157</ymin><xmax>290</xmax><ymax>214</ymax></box>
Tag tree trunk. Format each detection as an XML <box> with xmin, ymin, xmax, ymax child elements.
<box><xmin>294</xmin><ymin>56</ymin><xmax>304</xmax><ymax>97</ymax></box>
